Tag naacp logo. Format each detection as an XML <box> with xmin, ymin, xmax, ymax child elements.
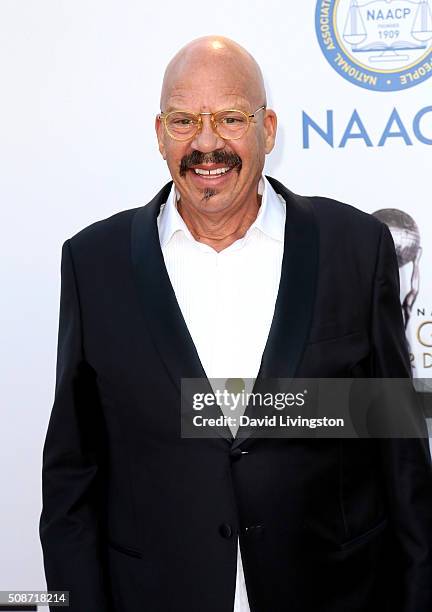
<box><xmin>316</xmin><ymin>0</ymin><xmax>432</xmax><ymax>90</ymax></box>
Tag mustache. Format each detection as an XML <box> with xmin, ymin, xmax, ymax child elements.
<box><xmin>179</xmin><ymin>150</ymin><xmax>242</xmax><ymax>176</ymax></box>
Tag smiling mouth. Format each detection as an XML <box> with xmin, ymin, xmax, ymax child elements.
<box><xmin>192</xmin><ymin>166</ymin><xmax>232</xmax><ymax>177</ymax></box>
<box><xmin>187</xmin><ymin>162</ymin><xmax>241</xmax><ymax>181</ymax></box>
<box><xmin>180</xmin><ymin>151</ymin><xmax>242</xmax><ymax>177</ymax></box>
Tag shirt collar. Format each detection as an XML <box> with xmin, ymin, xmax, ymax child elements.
<box><xmin>157</xmin><ymin>174</ymin><xmax>285</xmax><ymax>248</ymax></box>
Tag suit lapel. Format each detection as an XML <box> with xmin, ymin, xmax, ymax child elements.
<box><xmin>131</xmin><ymin>177</ymin><xmax>319</xmax><ymax>449</ymax></box>
<box><xmin>230</xmin><ymin>176</ymin><xmax>319</xmax><ymax>450</ymax></box>
<box><xmin>130</xmin><ymin>182</ymin><xmax>234</xmax><ymax>443</ymax></box>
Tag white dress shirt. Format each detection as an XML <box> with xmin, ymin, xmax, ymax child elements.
<box><xmin>157</xmin><ymin>175</ymin><xmax>286</xmax><ymax>612</ymax></box>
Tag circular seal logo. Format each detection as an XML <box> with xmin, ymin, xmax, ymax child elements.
<box><xmin>315</xmin><ymin>0</ymin><xmax>432</xmax><ymax>91</ymax></box>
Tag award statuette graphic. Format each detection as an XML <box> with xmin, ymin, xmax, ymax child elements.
<box><xmin>316</xmin><ymin>0</ymin><xmax>432</xmax><ymax>90</ymax></box>
<box><xmin>372</xmin><ymin>208</ymin><xmax>422</xmax><ymax>330</ymax></box>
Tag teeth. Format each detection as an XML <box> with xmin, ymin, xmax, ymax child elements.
<box><xmin>193</xmin><ymin>167</ymin><xmax>230</xmax><ymax>176</ymax></box>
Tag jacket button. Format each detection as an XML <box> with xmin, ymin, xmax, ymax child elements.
<box><xmin>219</xmin><ymin>523</ymin><xmax>233</xmax><ymax>539</ymax></box>
<box><xmin>242</xmin><ymin>524</ymin><xmax>265</xmax><ymax>538</ymax></box>
<box><xmin>230</xmin><ymin>448</ymin><xmax>249</xmax><ymax>461</ymax></box>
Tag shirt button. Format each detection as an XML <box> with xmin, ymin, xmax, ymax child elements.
<box><xmin>219</xmin><ymin>523</ymin><xmax>234</xmax><ymax>539</ymax></box>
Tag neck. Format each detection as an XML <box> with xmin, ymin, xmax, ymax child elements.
<box><xmin>177</xmin><ymin>190</ymin><xmax>262</xmax><ymax>253</ymax></box>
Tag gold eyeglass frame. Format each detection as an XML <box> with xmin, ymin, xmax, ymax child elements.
<box><xmin>157</xmin><ymin>105</ymin><xmax>266</xmax><ymax>141</ymax></box>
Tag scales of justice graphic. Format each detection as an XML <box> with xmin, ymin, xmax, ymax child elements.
<box><xmin>342</xmin><ymin>0</ymin><xmax>432</xmax><ymax>63</ymax></box>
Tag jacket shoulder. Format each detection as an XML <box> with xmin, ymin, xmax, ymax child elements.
<box><xmin>307</xmin><ymin>193</ymin><xmax>384</xmax><ymax>233</ymax></box>
<box><xmin>66</xmin><ymin>206</ymin><xmax>141</xmax><ymax>251</ymax></box>
<box><xmin>64</xmin><ymin>181</ymin><xmax>172</xmax><ymax>258</ymax></box>
<box><xmin>303</xmin><ymin>194</ymin><xmax>389</xmax><ymax>265</ymax></box>
<box><xmin>266</xmin><ymin>174</ymin><xmax>385</xmax><ymax>236</ymax></box>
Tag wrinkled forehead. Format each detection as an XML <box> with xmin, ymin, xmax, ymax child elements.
<box><xmin>160</xmin><ymin>54</ymin><xmax>264</xmax><ymax>112</ymax></box>
<box><xmin>164</xmin><ymin>87</ymin><xmax>255</xmax><ymax>114</ymax></box>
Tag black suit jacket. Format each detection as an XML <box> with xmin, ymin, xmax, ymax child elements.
<box><xmin>40</xmin><ymin>176</ymin><xmax>432</xmax><ymax>612</ymax></box>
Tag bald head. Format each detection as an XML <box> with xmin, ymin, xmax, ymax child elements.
<box><xmin>159</xmin><ymin>36</ymin><xmax>267</xmax><ymax>112</ymax></box>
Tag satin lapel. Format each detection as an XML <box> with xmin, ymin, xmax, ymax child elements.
<box><xmin>130</xmin><ymin>181</ymin><xmax>234</xmax><ymax>443</ymax></box>
<box><xmin>230</xmin><ymin>175</ymin><xmax>319</xmax><ymax>450</ymax></box>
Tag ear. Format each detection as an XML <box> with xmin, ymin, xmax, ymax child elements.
<box><xmin>155</xmin><ymin>115</ymin><xmax>167</xmax><ymax>160</ymax></box>
<box><xmin>263</xmin><ymin>109</ymin><xmax>277</xmax><ymax>154</ymax></box>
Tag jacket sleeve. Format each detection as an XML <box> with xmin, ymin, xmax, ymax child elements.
<box><xmin>39</xmin><ymin>239</ymin><xmax>112</xmax><ymax>612</ymax></box>
<box><xmin>371</xmin><ymin>222</ymin><xmax>432</xmax><ymax>611</ymax></box>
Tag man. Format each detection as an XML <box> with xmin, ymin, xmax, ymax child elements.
<box><xmin>39</xmin><ymin>36</ymin><xmax>432</xmax><ymax>612</ymax></box>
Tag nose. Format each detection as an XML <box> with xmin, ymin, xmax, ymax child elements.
<box><xmin>190</xmin><ymin>115</ymin><xmax>226</xmax><ymax>152</ymax></box>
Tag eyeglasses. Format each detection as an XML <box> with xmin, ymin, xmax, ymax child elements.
<box><xmin>157</xmin><ymin>105</ymin><xmax>266</xmax><ymax>141</ymax></box>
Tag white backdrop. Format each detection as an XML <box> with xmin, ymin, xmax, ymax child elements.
<box><xmin>1</xmin><ymin>0</ymin><xmax>431</xmax><ymax>600</ymax></box>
